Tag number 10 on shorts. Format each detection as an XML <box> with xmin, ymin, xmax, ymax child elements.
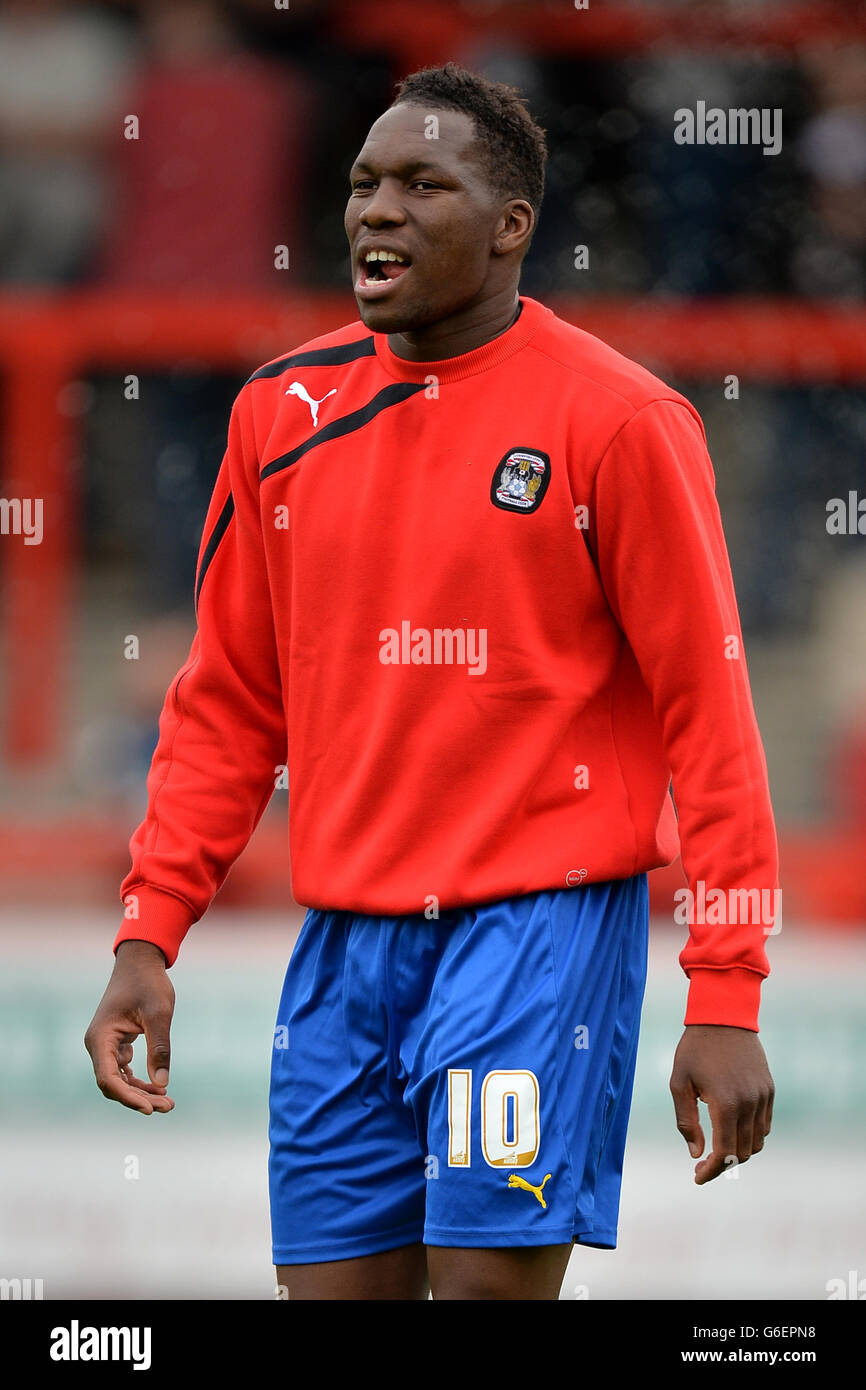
<box><xmin>447</xmin><ymin>1068</ymin><xmax>541</xmax><ymax>1169</ymax></box>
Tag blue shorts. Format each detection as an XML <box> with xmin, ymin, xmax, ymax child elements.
<box><xmin>268</xmin><ymin>877</ymin><xmax>648</xmax><ymax>1264</ymax></box>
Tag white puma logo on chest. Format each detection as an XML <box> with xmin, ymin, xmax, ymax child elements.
<box><xmin>285</xmin><ymin>381</ymin><xmax>337</xmax><ymax>427</ymax></box>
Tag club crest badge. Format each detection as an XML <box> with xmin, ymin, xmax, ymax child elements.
<box><xmin>490</xmin><ymin>447</ymin><xmax>551</xmax><ymax>514</ymax></box>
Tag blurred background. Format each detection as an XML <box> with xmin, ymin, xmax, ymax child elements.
<box><xmin>0</xmin><ymin>0</ymin><xmax>864</xmax><ymax>1300</ymax></box>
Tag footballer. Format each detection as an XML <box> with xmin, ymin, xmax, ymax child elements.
<box><xmin>85</xmin><ymin>64</ymin><xmax>777</xmax><ymax>1301</ymax></box>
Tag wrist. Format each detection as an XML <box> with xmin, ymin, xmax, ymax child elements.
<box><xmin>114</xmin><ymin>939</ymin><xmax>169</xmax><ymax>968</ymax></box>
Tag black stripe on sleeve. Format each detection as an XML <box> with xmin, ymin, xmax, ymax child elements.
<box><xmin>195</xmin><ymin>492</ymin><xmax>235</xmax><ymax>610</ymax></box>
<box><xmin>246</xmin><ymin>336</ymin><xmax>375</xmax><ymax>383</ymax></box>
<box><xmin>260</xmin><ymin>382</ymin><xmax>426</xmax><ymax>481</ymax></box>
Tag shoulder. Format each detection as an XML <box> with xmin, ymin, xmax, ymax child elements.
<box><xmin>525</xmin><ymin>297</ymin><xmax>700</xmax><ymax>424</ymax></box>
<box><xmin>243</xmin><ymin>316</ymin><xmax>374</xmax><ymax>388</ymax></box>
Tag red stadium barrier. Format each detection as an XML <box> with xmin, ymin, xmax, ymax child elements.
<box><xmin>2</xmin><ymin>290</ymin><xmax>866</xmax><ymax>766</ymax></box>
<box><xmin>2</xmin><ymin>810</ymin><xmax>864</xmax><ymax>926</ymax></box>
<box><xmin>3</xmin><ymin>290</ymin><xmax>866</xmax><ymax>766</ymax></box>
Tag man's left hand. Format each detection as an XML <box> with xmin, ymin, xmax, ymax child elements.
<box><xmin>669</xmin><ymin>1024</ymin><xmax>774</xmax><ymax>1184</ymax></box>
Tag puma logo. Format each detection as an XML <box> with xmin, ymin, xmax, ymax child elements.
<box><xmin>507</xmin><ymin>1173</ymin><xmax>552</xmax><ymax>1209</ymax></box>
<box><xmin>285</xmin><ymin>381</ymin><xmax>337</xmax><ymax>427</ymax></box>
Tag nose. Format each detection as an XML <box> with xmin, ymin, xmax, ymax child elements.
<box><xmin>358</xmin><ymin>179</ymin><xmax>407</xmax><ymax>229</ymax></box>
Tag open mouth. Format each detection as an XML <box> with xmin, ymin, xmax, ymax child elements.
<box><xmin>356</xmin><ymin>248</ymin><xmax>412</xmax><ymax>296</ymax></box>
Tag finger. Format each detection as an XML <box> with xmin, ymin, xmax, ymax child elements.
<box><xmin>670</xmin><ymin>1078</ymin><xmax>704</xmax><ymax>1158</ymax></box>
<box><xmin>751</xmin><ymin>1100</ymin><xmax>767</xmax><ymax>1154</ymax></box>
<box><xmin>694</xmin><ymin>1099</ymin><xmax>738</xmax><ymax>1185</ymax></box>
<box><xmin>753</xmin><ymin>1086</ymin><xmax>773</xmax><ymax>1152</ymax></box>
<box><xmin>765</xmin><ymin>1085</ymin><xmax>774</xmax><ymax>1136</ymax></box>
<box><xmin>95</xmin><ymin>1057</ymin><xmax>172</xmax><ymax>1113</ymax></box>
<box><xmin>117</xmin><ymin>1057</ymin><xmax>163</xmax><ymax>1088</ymax></box>
<box><xmin>88</xmin><ymin>1028</ymin><xmax>171</xmax><ymax>1114</ymax></box>
<box><xmin>119</xmin><ymin>1067</ymin><xmax>172</xmax><ymax>1098</ymax></box>
<box><xmin>143</xmin><ymin>1011</ymin><xmax>172</xmax><ymax>1087</ymax></box>
<box><xmin>736</xmin><ymin>1106</ymin><xmax>757</xmax><ymax>1164</ymax></box>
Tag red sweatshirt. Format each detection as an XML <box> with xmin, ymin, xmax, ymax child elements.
<box><xmin>116</xmin><ymin>295</ymin><xmax>777</xmax><ymax>1029</ymax></box>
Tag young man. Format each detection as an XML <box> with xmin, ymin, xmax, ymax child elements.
<box><xmin>85</xmin><ymin>65</ymin><xmax>777</xmax><ymax>1301</ymax></box>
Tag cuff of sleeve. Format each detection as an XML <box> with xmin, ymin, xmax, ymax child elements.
<box><xmin>684</xmin><ymin>967</ymin><xmax>765</xmax><ymax>1031</ymax></box>
<box><xmin>113</xmin><ymin>885</ymin><xmax>197</xmax><ymax>968</ymax></box>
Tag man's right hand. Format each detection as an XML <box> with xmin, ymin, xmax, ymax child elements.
<box><xmin>84</xmin><ymin>940</ymin><xmax>176</xmax><ymax>1115</ymax></box>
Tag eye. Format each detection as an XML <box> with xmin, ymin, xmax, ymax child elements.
<box><xmin>410</xmin><ymin>180</ymin><xmax>440</xmax><ymax>190</ymax></box>
<box><xmin>351</xmin><ymin>180</ymin><xmax>376</xmax><ymax>193</ymax></box>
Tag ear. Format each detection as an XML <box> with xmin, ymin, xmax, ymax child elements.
<box><xmin>492</xmin><ymin>199</ymin><xmax>535</xmax><ymax>257</ymax></box>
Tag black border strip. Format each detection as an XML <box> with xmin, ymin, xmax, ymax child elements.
<box><xmin>260</xmin><ymin>382</ymin><xmax>426</xmax><ymax>481</ymax></box>
<box><xmin>246</xmin><ymin>336</ymin><xmax>375</xmax><ymax>383</ymax></box>
<box><xmin>195</xmin><ymin>492</ymin><xmax>235</xmax><ymax>609</ymax></box>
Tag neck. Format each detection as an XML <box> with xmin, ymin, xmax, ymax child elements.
<box><xmin>386</xmin><ymin>285</ymin><xmax>521</xmax><ymax>362</ymax></box>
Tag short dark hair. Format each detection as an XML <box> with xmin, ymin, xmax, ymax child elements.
<box><xmin>392</xmin><ymin>63</ymin><xmax>547</xmax><ymax>219</ymax></box>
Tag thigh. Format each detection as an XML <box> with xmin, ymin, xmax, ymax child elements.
<box><xmin>269</xmin><ymin>912</ymin><xmax>426</xmax><ymax>1267</ymax></box>
<box><xmin>403</xmin><ymin>879</ymin><xmax>648</xmax><ymax>1253</ymax></box>
<box><xmin>276</xmin><ymin>1244</ymin><xmax>429</xmax><ymax>1301</ymax></box>
<box><xmin>427</xmin><ymin>1244</ymin><xmax>572</xmax><ymax>1301</ymax></box>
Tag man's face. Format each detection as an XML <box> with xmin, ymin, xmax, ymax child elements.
<box><xmin>344</xmin><ymin>103</ymin><xmax>506</xmax><ymax>335</ymax></box>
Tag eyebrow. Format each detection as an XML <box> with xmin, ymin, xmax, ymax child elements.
<box><xmin>349</xmin><ymin>157</ymin><xmax>455</xmax><ymax>179</ymax></box>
